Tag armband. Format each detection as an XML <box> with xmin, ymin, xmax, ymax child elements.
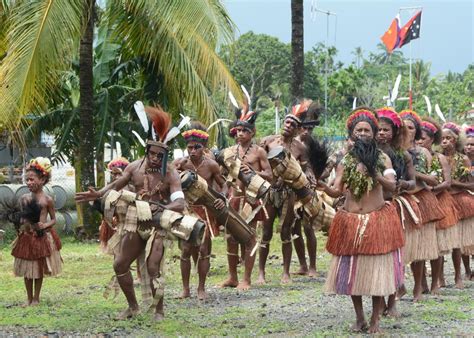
<box><xmin>170</xmin><ymin>191</ymin><xmax>185</xmax><ymax>201</ymax></box>
<box><xmin>383</xmin><ymin>168</ymin><xmax>397</xmax><ymax>178</ymax></box>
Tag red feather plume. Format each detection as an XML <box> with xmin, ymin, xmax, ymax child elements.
<box><xmin>145</xmin><ymin>106</ymin><xmax>171</xmax><ymax>141</ymax></box>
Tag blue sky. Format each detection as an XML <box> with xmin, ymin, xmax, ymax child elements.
<box><xmin>224</xmin><ymin>0</ymin><xmax>473</xmax><ymax>76</ymax></box>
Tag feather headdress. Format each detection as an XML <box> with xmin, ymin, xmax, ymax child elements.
<box><xmin>182</xmin><ymin>122</ymin><xmax>209</xmax><ymax>143</ymax></box>
<box><xmin>229</xmin><ymin>88</ymin><xmax>258</xmax><ymax>137</ymax></box>
<box><xmin>442</xmin><ymin>122</ymin><xmax>461</xmax><ymax>137</ymax></box>
<box><xmin>27</xmin><ymin>157</ymin><xmax>52</xmax><ymax>182</ymax></box>
<box><xmin>376</xmin><ymin>107</ymin><xmax>401</xmax><ymax>128</ymax></box>
<box><xmin>107</xmin><ymin>157</ymin><xmax>129</xmax><ymax>173</ymax></box>
<box><xmin>346</xmin><ymin>107</ymin><xmax>378</xmax><ymax>131</ymax></box>
<box><xmin>145</xmin><ymin>105</ymin><xmax>172</xmax><ymax>148</ymax></box>
<box><xmin>465</xmin><ymin>125</ymin><xmax>474</xmax><ymax>137</ymax></box>
<box><xmin>286</xmin><ymin>99</ymin><xmax>312</xmax><ymax>125</ymax></box>
<box><xmin>399</xmin><ymin>109</ymin><xmax>422</xmax><ymax>127</ymax></box>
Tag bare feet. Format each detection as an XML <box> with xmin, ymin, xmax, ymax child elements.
<box><xmin>153</xmin><ymin>312</ymin><xmax>164</xmax><ymax>321</ymax></box>
<box><xmin>368</xmin><ymin>321</ymin><xmax>381</xmax><ymax>334</ymax></box>
<box><xmin>430</xmin><ymin>284</ymin><xmax>441</xmax><ymax>295</ymax></box>
<box><xmin>464</xmin><ymin>272</ymin><xmax>472</xmax><ymax>281</ymax></box>
<box><xmin>350</xmin><ymin>320</ymin><xmax>368</xmax><ymax>332</ymax></box>
<box><xmin>178</xmin><ymin>288</ymin><xmax>190</xmax><ymax>299</ymax></box>
<box><xmin>292</xmin><ymin>266</ymin><xmax>308</xmax><ymax>276</ymax></box>
<box><xmin>236</xmin><ymin>280</ymin><xmax>251</xmax><ymax>291</ymax></box>
<box><xmin>20</xmin><ymin>302</ymin><xmax>31</xmax><ymax>308</ymax></box>
<box><xmin>197</xmin><ymin>289</ymin><xmax>208</xmax><ymax>300</ymax></box>
<box><xmin>396</xmin><ymin>285</ymin><xmax>407</xmax><ymax>300</ymax></box>
<box><xmin>256</xmin><ymin>273</ymin><xmax>267</xmax><ymax>285</ymax></box>
<box><xmin>439</xmin><ymin>278</ymin><xmax>446</xmax><ymax>288</ymax></box>
<box><xmin>384</xmin><ymin>307</ymin><xmax>401</xmax><ymax>318</ymax></box>
<box><xmin>218</xmin><ymin>279</ymin><xmax>239</xmax><ymax>288</ymax></box>
<box><xmin>454</xmin><ymin>279</ymin><xmax>464</xmax><ymax>289</ymax></box>
<box><xmin>30</xmin><ymin>300</ymin><xmax>39</xmax><ymax>306</ymax></box>
<box><xmin>116</xmin><ymin>307</ymin><xmax>140</xmax><ymax>320</ymax></box>
<box><xmin>308</xmin><ymin>267</ymin><xmax>317</xmax><ymax>278</ymax></box>
<box><xmin>413</xmin><ymin>290</ymin><xmax>423</xmax><ymax>303</ymax></box>
<box><xmin>281</xmin><ymin>273</ymin><xmax>291</xmax><ymax>284</ymax></box>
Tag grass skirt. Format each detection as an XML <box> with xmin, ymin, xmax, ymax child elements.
<box><xmin>435</xmin><ymin>191</ymin><xmax>460</xmax><ymax>230</ymax></box>
<box><xmin>452</xmin><ymin>191</ymin><xmax>474</xmax><ymax>220</ymax></box>
<box><xmin>459</xmin><ymin>217</ymin><xmax>474</xmax><ymax>255</ymax></box>
<box><xmin>403</xmin><ymin>221</ymin><xmax>439</xmax><ymax>264</ymax></box>
<box><xmin>325</xmin><ymin>249</ymin><xmax>404</xmax><ymax>296</ymax></box>
<box><xmin>436</xmin><ymin>224</ymin><xmax>461</xmax><ymax>255</ymax></box>
<box><xmin>326</xmin><ymin>203</ymin><xmax>404</xmax><ymax>256</ymax></box>
<box><xmin>414</xmin><ymin>189</ymin><xmax>445</xmax><ymax>224</ymax></box>
<box><xmin>394</xmin><ymin>193</ymin><xmax>422</xmax><ymax>230</ymax></box>
<box><xmin>13</xmin><ymin>231</ymin><xmax>62</xmax><ymax>279</ymax></box>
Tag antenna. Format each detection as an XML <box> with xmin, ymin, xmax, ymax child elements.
<box><xmin>311</xmin><ymin>0</ymin><xmax>337</xmax><ymax>132</ymax></box>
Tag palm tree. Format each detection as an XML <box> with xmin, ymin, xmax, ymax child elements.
<box><xmin>291</xmin><ymin>0</ymin><xmax>304</xmax><ymax>100</ymax></box>
<box><xmin>0</xmin><ymin>0</ymin><xmax>241</xmax><ymax>233</ymax></box>
<box><xmin>351</xmin><ymin>47</ymin><xmax>364</xmax><ymax>69</ymax></box>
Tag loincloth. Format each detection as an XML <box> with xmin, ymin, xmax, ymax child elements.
<box><xmin>452</xmin><ymin>191</ymin><xmax>474</xmax><ymax>220</ymax></box>
<box><xmin>268</xmin><ymin>186</ymin><xmax>293</xmax><ymax>211</ymax></box>
<box><xmin>325</xmin><ymin>249</ymin><xmax>404</xmax><ymax>297</ymax></box>
<box><xmin>229</xmin><ymin>195</ymin><xmax>267</xmax><ymax>223</ymax></box>
<box><xmin>326</xmin><ymin>202</ymin><xmax>404</xmax><ymax>256</ymax></box>
<box><xmin>435</xmin><ymin>191</ymin><xmax>460</xmax><ymax>230</ymax></box>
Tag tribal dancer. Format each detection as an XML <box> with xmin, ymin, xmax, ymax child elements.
<box><xmin>400</xmin><ymin>110</ymin><xmax>444</xmax><ymax>301</ymax></box>
<box><xmin>292</xmin><ymin>108</ymin><xmax>324</xmax><ymax>277</ymax></box>
<box><xmin>258</xmin><ymin>100</ymin><xmax>312</xmax><ymax>284</ymax></box>
<box><xmin>417</xmin><ymin>118</ymin><xmax>461</xmax><ymax>290</ymax></box>
<box><xmin>441</xmin><ymin>122</ymin><xmax>474</xmax><ymax>288</ymax></box>
<box><xmin>11</xmin><ymin>157</ymin><xmax>62</xmax><ymax>306</ymax></box>
<box><xmin>375</xmin><ymin>107</ymin><xmax>415</xmax><ymax>316</ymax></box>
<box><xmin>76</xmin><ymin>105</ymin><xmax>199</xmax><ymax>321</ymax></box>
<box><xmin>99</xmin><ymin>157</ymin><xmax>131</xmax><ymax>252</ymax></box>
<box><xmin>218</xmin><ymin>105</ymin><xmax>272</xmax><ymax>290</ymax></box>
<box><xmin>321</xmin><ymin>108</ymin><xmax>404</xmax><ymax>333</ymax></box>
<box><xmin>173</xmin><ymin>122</ymin><xmax>226</xmax><ymax>300</ymax></box>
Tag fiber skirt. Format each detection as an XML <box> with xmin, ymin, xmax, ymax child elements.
<box><xmin>13</xmin><ymin>231</ymin><xmax>62</xmax><ymax>279</ymax></box>
<box><xmin>452</xmin><ymin>191</ymin><xmax>474</xmax><ymax>220</ymax></box>
<box><xmin>435</xmin><ymin>191</ymin><xmax>460</xmax><ymax>230</ymax></box>
<box><xmin>459</xmin><ymin>217</ymin><xmax>474</xmax><ymax>255</ymax></box>
<box><xmin>404</xmin><ymin>221</ymin><xmax>439</xmax><ymax>264</ymax></box>
<box><xmin>325</xmin><ymin>249</ymin><xmax>404</xmax><ymax>296</ymax></box>
<box><xmin>414</xmin><ymin>189</ymin><xmax>445</xmax><ymax>224</ymax></box>
<box><xmin>326</xmin><ymin>202</ymin><xmax>404</xmax><ymax>256</ymax></box>
<box><xmin>436</xmin><ymin>224</ymin><xmax>461</xmax><ymax>255</ymax></box>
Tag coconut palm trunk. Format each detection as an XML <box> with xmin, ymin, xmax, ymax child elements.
<box><xmin>291</xmin><ymin>0</ymin><xmax>304</xmax><ymax>100</ymax></box>
<box><xmin>79</xmin><ymin>0</ymin><xmax>97</xmax><ymax>235</ymax></box>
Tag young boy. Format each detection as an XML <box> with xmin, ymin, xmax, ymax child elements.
<box><xmin>11</xmin><ymin>157</ymin><xmax>62</xmax><ymax>306</ymax></box>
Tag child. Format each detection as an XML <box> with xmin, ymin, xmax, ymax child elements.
<box><xmin>11</xmin><ymin>157</ymin><xmax>62</xmax><ymax>306</ymax></box>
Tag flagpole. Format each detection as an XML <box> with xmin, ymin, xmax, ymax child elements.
<box><xmin>409</xmin><ymin>42</ymin><xmax>413</xmax><ymax>109</ymax></box>
<box><xmin>399</xmin><ymin>6</ymin><xmax>422</xmax><ymax>110</ymax></box>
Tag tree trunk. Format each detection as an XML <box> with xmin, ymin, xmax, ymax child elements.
<box><xmin>291</xmin><ymin>0</ymin><xmax>304</xmax><ymax>101</ymax></box>
<box><xmin>78</xmin><ymin>0</ymin><xmax>96</xmax><ymax>237</ymax></box>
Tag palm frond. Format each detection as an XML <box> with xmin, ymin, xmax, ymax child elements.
<box><xmin>107</xmin><ymin>0</ymin><xmax>242</xmax><ymax>130</ymax></box>
<box><xmin>0</xmin><ymin>0</ymin><xmax>84</xmax><ymax>144</ymax></box>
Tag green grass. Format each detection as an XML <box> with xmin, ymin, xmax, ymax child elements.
<box><xmin>1</xmin><ymin>233</ymin><xmax>473</xmax><ymax>335</ymax></box>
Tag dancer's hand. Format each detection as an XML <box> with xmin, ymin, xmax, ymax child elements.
<box><xmin>75</xmin><ymin>187</ymin><xmax>101</xmax><ymax>203</ymax></box>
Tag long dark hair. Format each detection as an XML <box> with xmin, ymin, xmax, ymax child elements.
<box><xmin>350</xmin><ymin>138</ymin><xmax>380</xmax><ymax>178</ymax></box>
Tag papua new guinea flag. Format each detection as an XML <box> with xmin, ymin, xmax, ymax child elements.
<box><xmin>398</xmin><ymin>11</ymin><xmax>422</xmax><ymax>48</ymax></box>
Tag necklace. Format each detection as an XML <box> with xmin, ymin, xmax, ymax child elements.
<box><xmin>237</xmin><ymin>143</ymin><xmax>253</xmax><ymax>162</ymax></box>
<box><xmin>190</xmin><ymin>156</ymin><xmax>205</xmax><ymax>172</ymax></box>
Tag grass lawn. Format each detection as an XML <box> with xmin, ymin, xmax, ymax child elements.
<box><xmin>0</xmin><ymin>232</ymin><xmax>473</xmax><ymax>336</ymax></box>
